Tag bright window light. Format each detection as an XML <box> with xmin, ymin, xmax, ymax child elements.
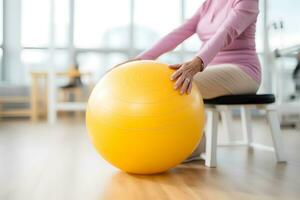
<box><xmin>21</xmin><ymin>0</ymin><xmax>50</xmax><ymax>47</ymax></box>
<box><xmin>269</xmin><ymin>0</ymin><xmax>300</xmax><ymax>50</ymax></box>
<box><xmin>74</xmin><ymin>0</ymin><xmax>130</xmax><ymax>48</ymax></box>
<box><xmin>134</xmin><ymin>0</ymin><xmax>181</xmax><ymax>50</ymax></box>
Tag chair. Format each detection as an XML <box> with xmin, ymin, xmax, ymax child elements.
<box><xmin>203</xmin><ymin>94</ymin><xmax>286</xmax><ymax>167</ymax></box>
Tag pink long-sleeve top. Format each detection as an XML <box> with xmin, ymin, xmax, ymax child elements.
<box><xmin>136</xmin><ymin>0</ymin><xmax>261</xmax><ymax>83</ymax></box>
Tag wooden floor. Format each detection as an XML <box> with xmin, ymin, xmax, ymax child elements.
<box><xmin>0</xmin><ymin>118</ymin><xmax>300</xmax><ymax>200</ymax></box>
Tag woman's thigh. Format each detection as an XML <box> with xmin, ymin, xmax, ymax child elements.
<box><xmin>193</xmin><ymin>64</ymin><xmax>260</xmax><ymax>99</ymax></box>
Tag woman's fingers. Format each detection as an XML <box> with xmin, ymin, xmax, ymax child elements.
<box><xmin>171</xmin><ymin>69</ymin><xmax>183</xmax><ymax>81</ymax></box>
<box><xmin>180</xmin><ymin>78</ymin><xmax>190</xmax><ymax>95</ymax></box>
<box><xmin>174</xmin><ymin>74</ymin><xmax>186</xmax><ymax>90</ymax></box>
<box><xmin>187</xmin><ymin>81</ymin><xmax>193</xmax><ymax>94</ymax></box>
<box><xmin>169</xmin><ymin>64</ymin><xmax>181</xmax><ymax>69</ymax></box>
<box><xmin>169</xmin><ymin>59</ymin><xmax>202</xmax><ymax>95</ymax></box>
<box><xmin>170</xmin><ymin>62</ymin><xmax>196</xmax><ymax>95</ymax></box>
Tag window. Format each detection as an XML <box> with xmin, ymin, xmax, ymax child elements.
<box><xmin>0</xmin><ymin>0</ymin><xmax>3</xmax><ymax>45</ymax></box>
<box><xmin>0</xmin><ymin>49</ymin><xmax>3</xmax><ymax>81</ymax></box>
<box><xmin>74</xmin><ymin>0</ymin><xmax>130</xmax><ymax>49</ymax></box>
<box><xmin>269</xmin><ymin>0</ymin><xmax>300</xmax><ymax>50</ymax></box>
<box><xmin>54</xmin><ymin>0</ymin><xmax>70</xmax><ymax>47</ymax></box>
<box><xmin>22</xmin><ymin>0</ymin><xmax>50</xmax><ymax>47</ymax></box>
<box><xmin>21</xmin><ymin>0</ymin><xmax>70</xmax><ymax>79</ymax></box>
<box><xmin>268</xmin><ymin>0</ymin><xmax>300</xmax><ymax>100</ymax></box>
<box><xmin>14</xmin><ymin>0</ymin><xmax>271</xmax><ymax>84</ymax></box>
<box><xmin>22</xmin><ymin>0</ymin><xmax>70</xmax><ymax>48</ymax></box>
<box><xmin>77</xmin><ymin>53</ymin><xmax>128</xmax><ymax>81</ymax></box>
<box><xmin>134</xmin><ymin>0</ymin><xmax>181</xmax><ymax>50</ymax></box>
<box><xmin>21</xmin><ymin>49</ymin><xmax>49</xmax><ymax>65</ymax></box>
<box><xmin>0</xmin><ymin>0</ymin><xmax>3</xmax><ymax>81</ymax></box>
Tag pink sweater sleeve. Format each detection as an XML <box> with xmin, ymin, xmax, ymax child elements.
<box><xmin>197</xmin><ymin>0</ymin><xmax>259</xmax><ymax>68</ymax></box>
<box><xmin>136</xmin><ymin>2</ymin><xmax>208</xmax><ymax>60</ymax></box>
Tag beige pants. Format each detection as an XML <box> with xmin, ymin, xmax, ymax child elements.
<box><xmin>190</xmin><ymin>64</ymin><xmax>260</xmax><ymax>157</ymax></box>
<box><xmin>194</xmin><ymin>64</ymin><xmax>260</xmax><ymax>99</ymax></box>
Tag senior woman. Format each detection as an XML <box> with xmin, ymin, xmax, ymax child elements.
<box><xmin>115</xmin><ymin>0</ymin><xmax>261</xmax><ymax>162</ymax></box>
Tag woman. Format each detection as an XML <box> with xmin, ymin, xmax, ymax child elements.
<box><xmin>116</xmin><ymin>0</ymin><xmax>261</xmax><ymax>161</ymax></box>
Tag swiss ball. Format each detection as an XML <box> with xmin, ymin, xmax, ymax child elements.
<box><xmin>86</xmin><ymin>60</ymin><xmax>205</xmax><ymax>174</ymax></box>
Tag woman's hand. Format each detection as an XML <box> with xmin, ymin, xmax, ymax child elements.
<box><xmin>169</xmin><ymin>57</ymin><xmax>204</xmax><ymax>95</ymax></box>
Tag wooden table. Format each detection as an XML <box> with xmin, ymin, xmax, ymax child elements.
<box><xmin>31</xmin><ymin>71</ymin><xmax>93</xmax><ymax>122</ymax></box>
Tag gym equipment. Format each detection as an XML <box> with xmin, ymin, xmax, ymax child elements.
<box><xmin>86</xmin><ymin>60</ymin><xmax>205</xmax><ymax>174</ymax></box>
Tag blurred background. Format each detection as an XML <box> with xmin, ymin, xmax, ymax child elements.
<box><xmin>0</xmin><ymin>0</ymin><xmax>299</xmax><ymax>125</ymax></box>
<box><xmin>0</xmin><ymin>1</ymin><xmax>300</xmax><ymax>199</ymax></box>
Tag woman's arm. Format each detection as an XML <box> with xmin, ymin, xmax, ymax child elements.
<box><xmin>197</xmin><ymin>0</ymin><xmax>259</xmax><ymax>68</ymax></box>
<box><xmin>170</xmin><ymin>0</ymin><xmax>259</xmax><ymax>95</ymax></box>
<box><xmin>136</xmin><ymin>1</ymin><xmax>208</xmax><ymax>60</ymax></box>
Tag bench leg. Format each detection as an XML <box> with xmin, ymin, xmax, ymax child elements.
<box><xmin>205</xmin><ymin>109</ymin><xmax>218</xmax><ymax>167</ymax></box>
<box><xmin>266</xmin><ymin>109</ymin><xmax>286</xmax><ymax>162</ymax></box>
<box><xmin>241</xmin><ymin>106</ymin><xmax>253</xmax><ymax>146</ymax></box>
<box><xmin>220</xmin><ymin>106</ymin><xmax>235</xmax><ymax>143</ymax></box>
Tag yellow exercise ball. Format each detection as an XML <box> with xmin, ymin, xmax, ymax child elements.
<box><xmin>86</xmin><ymin>60</ymin><xmax>205</xmax><ymax>174</ymax></box>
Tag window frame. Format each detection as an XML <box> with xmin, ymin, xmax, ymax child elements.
<box><xmin>4</xmin><ymin>0</ymin><xmax>267</xmax><ymax>84</ymax></box>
